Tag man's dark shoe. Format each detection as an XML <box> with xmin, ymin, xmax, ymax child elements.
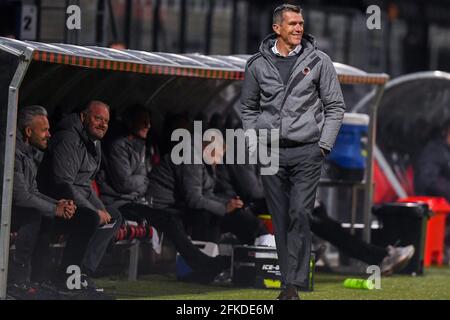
<box><xmin>7</xmin><ymin>282</ymin><xmax>59</xmax><ymax>300</ymax></box>
<box><xmin>179</xmin><ymin>255</ymin><xmax>231</xmax><ymax>285</ymax></box>
<box><xmin>80</xmin><ymin>274</ymin><xmax>104</xmax><ymax>292</ymax></box>
<box><xmin>72</xmin><ymin>289</ymin><xmax>115</xmax><ymax>300</ymax></box>
<box><xmin>57</xmin><ymin>288</ymin><xmax>114</xmax><ymax>300</ymax></box>
<box><xmin>213</xmin><ymin>270</ymin><xmax>232</xmax><ymax>285</ymax></box>
<box><xmin>276</xmin><ymin>285</ymin><xmax>300</xmax><ymax>300</ymax></box>
<box><xmin>33</xmin><ymin>281</ymin><xmax>64</xmax><ymax>300</ymax></box>
<box><xmin>79</xmin><ymin>274</ymin><xmax>115</xmax><ymax>300</ymax></box>
<box><xmin>51</xmin><ymin>274</ymin><xmax>114</xmax><ymax>300</ymax></box>
<box><xmin>55</xmin><ymin>285</ymin><xmax>115</xmax><ymax>300</ymax></box>
<box><xmin>7</xmin><ymin>282</ymin><xmax>38</xmax><ymax>300</ymax></box>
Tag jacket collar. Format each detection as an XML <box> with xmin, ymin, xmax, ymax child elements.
<box><xmin>272</xmin><ymin>40</ymin><xmax>302</xmax><ymax>57</ymax></box>
<box><xmin>259</xmin><ymin>33</ymin><xmax>317</xmax><ymax>59</ymax></box>
<box><xmin>55</xmin><ymin>113</ymin><xmax>101</xmax><ymax>156</ymax></box>
<box><xmin>15</xmin><ymin>130</ymin><xmax>34</xmax><ymax>158</ymax></box>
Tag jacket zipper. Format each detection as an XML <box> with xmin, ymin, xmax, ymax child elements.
<box><xmin>264</xmin><ymin>48</ymin><xmax>315</xmax><ymax>139</ymax></box>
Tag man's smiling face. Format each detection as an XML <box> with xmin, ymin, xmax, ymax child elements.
<box><xmin>274</xmin><ymin>11</ymin><xmax>304</xmax><ymax>49</ymax></box>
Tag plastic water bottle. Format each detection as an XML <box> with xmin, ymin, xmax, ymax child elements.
<box><xmin>343</xmin><ymin>278</ymin><xmax>374</xmax><ymax>290</ymax></box>
<box><xmin>308</xmin><ymin>253</ymin><xmax>315</xmax><ymax>292</ymax></box>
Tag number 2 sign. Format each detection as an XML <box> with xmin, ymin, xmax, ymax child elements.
<box><xmin>20</xmin><ymin>5</ymin><xmax>37</xmax><ymax>40</ymax></box>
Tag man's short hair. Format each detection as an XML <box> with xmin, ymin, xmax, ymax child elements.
<box><xmin>273</xmin><ymin>3</ymin><xmax>302</xmax><ymax>25</ymax></box>
<box><xmin>123</xmin><ymin>104</ymin><xmax>149</xmax><ymax>120</ymax></box>
<box><xmin>82</xmin><ymin>100</ymin><xmax>110</xmax><ymax>115</ymax></box>
<box><xmin>18</xmin><ymin>105</ymin><xmax>48</xmax><ymax>132</ymax></box>
<box><xmin>122</xmin><ymin>104</ymin><xmax>150</xmax><ymax>130</ymax></box>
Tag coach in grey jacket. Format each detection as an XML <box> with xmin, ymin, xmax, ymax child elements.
<box><xmin>9</xmin><ymin>106</ymin><xmax>80</xmax><ymax>298</ymax></box>
<box><xmin>38</xmin><ymin>101</ymin><xmax>122</xmax><ymax>288</ymax></box>
<box><xmin>240</xmin><ymin>4</ymin><xmax>345</xmax><ymax>300</ymax></box>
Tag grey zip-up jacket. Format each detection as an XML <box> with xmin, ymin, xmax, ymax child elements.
<box><xmin>38</xmin><ymin>113</ymin><xmax>105</xmax><ymax>212</ymax></box>
<box><xmin>147</xmin><ymin>154</ymin><xmax>228</xmax><ymax>216</ymax></box>
<box><xmin>97</xmin><ymin>135</ymin><xmax>150</xmax><ymax>207</ymax></box>
<box><xmin>13</xmin><ymin>132</ymin><xmax>57</xmax><ymax>217</ymax></box>
<box><xmin>240</xmin><ymin>33</ymin><xmax>346</xmax><ymax>151</ymax></box>
<box><xmin>215</xmin><ymin>164</ymin><xmax>264</xmax><ymax>201</ymax></box>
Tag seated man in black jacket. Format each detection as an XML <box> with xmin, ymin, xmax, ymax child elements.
<box><xmin>97</xmin><ymin>105</ymin><xmax>228</xmax><ymax>281</ymax></box>
<box><xmin>414</xmin><ymin>120</ymin><xmax>450</xmax><ymax>259</ymax></box>
<box><xmin>38</xmin><ymin>101</ymin><xmax>122</xmax><ymax>297</ymax></box>
<box><xmin>414</xmin><ymin>120</ymin><xmax>450</xmax><ymax>202</ymax></box>
<box><xmin>147</xmin><ymin>125</ymin><xmax>269</xmax><ymax>246</ymax></box>
<box><xmin>9</xmin><ymin>105</ymin><xmax>79</xmax><ymax>299</ymax></box>
<box><xmin>213</xmin><ymin>113</ymin><xmax>270</xmax><ymax>218</ymax></box>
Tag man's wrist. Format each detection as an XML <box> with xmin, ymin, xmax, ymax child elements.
<box><xmin>320</xmin><ymin>147</ymin><xmax>330</xmax><ymax>156</ymax></box>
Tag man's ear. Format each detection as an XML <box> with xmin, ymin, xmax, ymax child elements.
<box><xmin>273</xmin><ymin>24</ymin><xmax>280</xmax><ymax>35</ymax></box>
<box><xmin>80</xmin><ymin>112</ymin><xmax>86</xmax><ymax>123</ymax></box>
<box><xmin>24</xmin><ymin>127</ymin><xmax>32</xmax><ymax>139</ymax></box>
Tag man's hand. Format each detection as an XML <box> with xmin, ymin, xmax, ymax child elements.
<box><xmin>60</xmin><ymin>199</ymin><xmax>77</xmax><ymax>210</ymax></box>
<box><xmin>226</xmin><ymin>197</ymin><xmax>244</xmax><ymax>214</ymax></box>
<box><xmin>56</xmin><ymin>200</ymin><xmax>76</xmax><ymax>219</ymax></box>
<box><xmin>97</xmin><ymin>209</ymin><xmax>112</xmax><ymax>225</ymax></box>
<box><xmin>320</xmin><ymin>148</ymin><xmax>329</xmax><ymax>157</ymax></box>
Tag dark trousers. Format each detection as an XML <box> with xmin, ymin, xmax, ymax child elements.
<box><xmin>311</xmin><ymin>212</ymin><xmax>387</xmax><ymax>265</ymax></box>
<box><xmin>9</xmin><ymin>208</ymin><xmax>44</xmax><ymax>283</ymax></box>
<box><xmin>53</xmin><ymin>207</ymin><xmax>102</xmax><ymax>278</ymax></box>
<box><xmin>252</xmin><ymin>201</ymin><xmax>388</xmax><ymax>265</ymax></box>
<box><xmin>9</xmin><ymin>207</ymin><xmax>100</xmax><ymax>283</ymax></box>
<box><xmin>184</xmin><ymin>207</ymin><xmax>268</xmax><ymax>245</ymax></box>
<box><xmin>261</xmin><ymin>143</ymin><xmax>323</xmax><ymax>289</ymax></box>
<box><xmin>118</xmin><ymin>203</ymin><xmax>219</xmax><ymax>273</ymax></box>
<box><xmin>81</xmin><ymin>206</ymin><xmax>122</xmax><ymax>276</ymax></box>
